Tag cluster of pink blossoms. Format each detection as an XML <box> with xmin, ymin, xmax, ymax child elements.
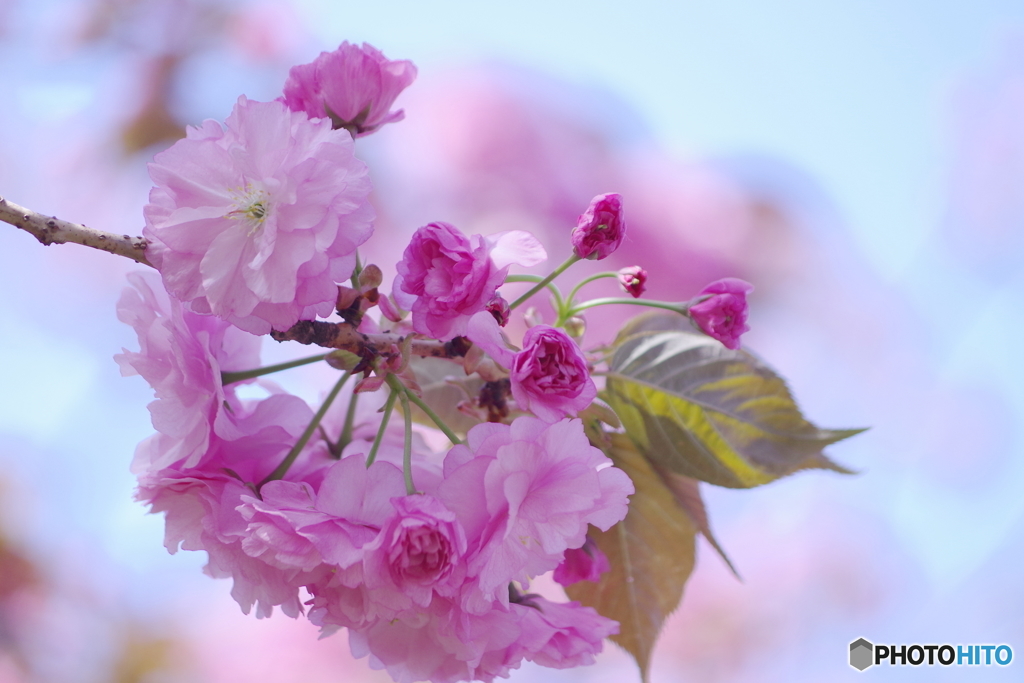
<box><xmin>121</xmin><ymin>41</ymin><xmax>754</xmax><ymax>683</ymax></box>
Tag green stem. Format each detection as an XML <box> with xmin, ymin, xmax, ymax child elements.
<box><xmin>397</xmin><ymin>379</ymin><xmax>462</xmax><ymax>445</ymax></box>
<box><xmin>508</xmin><ymin>255</ymin><xmax>580</xmax><ymax>311</ymax></box>
<box><xmin>397</xmin><ymin>387</ymin><xmax>416</xmax><ymax>495</ymax></box>
<box><xmin>365</xmin><ymin>388</ymin><xmax>398</xmax><ymax>468</ymax></box>
<box><xmin>335</xmin><ymin>389</ymin><xmax>360</xmax><ymax>455</ymax></box>
<box><xmin>565</xmin><ymin>272</ymin><xmax>619</xmax><ymax>309</ymax></box>
<box><xmin>504</xmin><ymin>274</ymin><xmax>564</xmax><ymax>313</ymax></box>
<box><xmin>221</xmin><ymin>353</ymin><xmax>327</xmax><ymax>385</ymax></box>
<box><xmin>569</xmin><ymin>297</ymin><xmax>686</xmax><ymax>316</ymax></box>
<box><xmin>259</xmin><ymin>371</ymin><xmax>351</xmax><ymax>488</ymax></box>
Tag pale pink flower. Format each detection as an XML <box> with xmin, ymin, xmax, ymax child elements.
<box><xmin>618</xmin><ymin>265</ymin><xmax>647</xmax><ymax>298</ymax></box>
<box><xmin>393</xmin><ymin>222</ymin><xmax>545</xmax><ymax>340</ymax></box>
<box><xmin>361</xmin><ymin>495</ymin><xmax>468</xmax><ymax>615</ymax></box>
<box><xmin>571</xmin><ymin>193</ymin><xmax>625</xmax><ymax>260</ymax></box>
<box><xmin>115</xmin><ymin>271</ymin><xmax>262</xmax><ymax>473</ymax></box>
<box><xmin>688</xmin><ymin>277</ymin><xmax>753</xmax><ymax>350</ymax></box>
<box><xmin>137</xmin><ymin>398</ymin><xmax>323</xmax><ymax>619</ymax></box>
<box><xmin>344</xmin><ymin>596</ymin><xmax>523</xmax><ymax>683</ymax></box>
<box><xmin>553</xmin><ymin>535</ymin><xmax>610</xmax><ymax>586</ymax></box>
<box><xmin>438</xmin><ymin>417</ymin><xmax>633</xmax><ymax>606</ymax></box>
<box><xmin>282</xmin><ymin>41</ymin><xmax>417</xmax><ymax>137</ymax></box>
<box><xmin>144</xmin><ymin>96</ymin><xmax>374</xmax><ymax>335</ymax></box>
<box><xmin>511</xmin><ymin>597</ymin><xmax>617</xmax><ymax>669</ymax></box>
<box><xmin>510</xmin><ymin>325</ymin><xmax>596</xmax><ymax>423</ymax></box>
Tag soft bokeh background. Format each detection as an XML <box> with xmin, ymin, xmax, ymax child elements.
<box><xmin>2</xmin><ymin>0</ymin><xmax>1024</xmax><ymax>681</ymax></box>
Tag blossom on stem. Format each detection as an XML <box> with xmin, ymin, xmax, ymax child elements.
<box><xmin>282</xmin><ymin>41</ymin><xmax>417</xmax><ymax>137</ymax></box>
<box><xmin>571</xmin><ymin>193</ymin><xmax>625</xmax><ymax>260</ymax></box>
<box><xmin>617</xmin><ymin>265</ymin><xmax>647</xmax><ymax>298</ymax></box>
<box><xmin>144</xmin><ymin>96</ymin><xmax>374</xmax><ymax>335</ymax></box>
<box><xmin>688</xmin><ymin>277</ymin><xmax>753</xmax><ymax>350</ymax></box>
<box><xmin>393</xmin><ymin>222</ymin><xmax>546</xmax><ymax>340</ymax></box>
<box><xmin>510</xmin><ymin>325</ymin><xmax>596</xmax><ymax>423</ymax></box>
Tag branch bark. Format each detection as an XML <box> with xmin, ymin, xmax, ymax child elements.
<box><xmin>0</xmin><ymin>195</ymin><xmax>152</xmax><ymax>267</ymax></box>
<box><xmin>270</xmin><ymin>320</ymin><xmax>472</xmax><ymax>359</ymax></box>
<box><xmin>2</xmin><ymin>196</ymin><xmax>475</xmax><ymax>362</ymax></box>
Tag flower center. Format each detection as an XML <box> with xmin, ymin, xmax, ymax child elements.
<box><xmin>226</xmin><ymin>186</ymin><xmax>271</xmax><ymax>235</ymax></box>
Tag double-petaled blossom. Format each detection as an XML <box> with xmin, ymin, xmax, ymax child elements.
<box><xmin>144</xmin><ymin>96</ymin><xmax>374</xmax><ymax>335</ymax></box>
<box><xmin>688</xmin><ymin>277</ymin><xmax>754</xmax><ymax>350</ymax></box>
<box><xmin>571</xmin><ymin>193</ymin><xmax>625</xmax><ymax>260</ymax></box>
<box><xmin>510</xmin><ymin>597</ymin><xmax>618</xmax><ymax>669</ymax></box>
<box><xmin>437</xmin><ymin>418</ymin><xmax>633</xmax><ymax>608</ymax></box>
<box><xmin>618</xmin><ymin>265</ymin><xmax>647</xmax><ymax>298</ymax></box>
<box><xmin>465</xmin><ymin>317</ymin><xmax>596</xmax><ymax>422</ymax></box>
<box><xmin>393</xmin><ymin>222</ymin><xmax>546</xmax><ymax>340</ymax></box>
<box><xmin>511</xmin><ymin>325</ymin><xmax>597</xmax><ymax>423</ymax></box>
<box><xmin>282</xmin><ymin>41</ymin><xmax>417</xmax><ymax>137</ymax></box>
<box><xmin>115</xmin><ymin>271</ymin><xmax>262</xmax><ymax>472</ymax></box>
<box><xmin>136</xmin><ymin>392</ymin><xmax>320</xmax><ymax>618</ymax></box>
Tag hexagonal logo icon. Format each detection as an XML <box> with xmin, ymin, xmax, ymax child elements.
<box><xmin>850</xmin><ymin>638</ymin><xmax>874</xmax><ymax>671</ymax></box>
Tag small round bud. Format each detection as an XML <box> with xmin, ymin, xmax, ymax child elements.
<box><xmin>564</xmin><ymin>316</ymin><xmax>586</xmax><ymax>339</ymax></box>
<box><xmin>617</xmin><ymin>266</ymin><xmax>647</xmax><ymax>298</ymax></box>
<box><xmin>325</xmin><ymin>349</ymin><xmax>361</xmax><ymax>371</ymax></box>
<box><xmin>357</xmin><ymin>263</ymin><xmax>383</xmax><ymax>291</ymax></box>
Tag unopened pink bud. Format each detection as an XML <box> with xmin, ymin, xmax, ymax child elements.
<box><xmin>553</xmin><ymin>536</ymin><xmax>611</xmax><ymax>586</ymax></box>
<box><xmin>571</xmin><ymin>193</ymin><xmax>625</xmax><ymax>260</ymax></box>
<box><xmin>617</xmin><ymin>266</ymin><xmax>647</xmax><ymax>298</ymax></box>
<box><xmin>688</xmin><ymin>278</ymin><xmax>753</xmax><ymax>350</ymax></box>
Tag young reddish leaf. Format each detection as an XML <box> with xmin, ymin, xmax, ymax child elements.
<box><xmin>566</xmin><ymin>432</ymin><xmax>696</xmax><ymax>683</ymax></box>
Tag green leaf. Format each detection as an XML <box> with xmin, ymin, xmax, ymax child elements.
<box><xmin>566</xmin><ymin>432</ymin><xmax>696</xmax><ymax>683</ymax></box>
<box><xmin>606</xmin><ymin>312</ymin><xmax>861</xmax><ymax>488</ymax></box>
<box><xmin>406</xmin><ymin>357</ymin><xmax>484</xmax><ymax>436</ymax></box>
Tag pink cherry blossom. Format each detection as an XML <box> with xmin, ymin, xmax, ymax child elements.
<box><xmin>688</xmin><ymin>277</ymin><xmax>754</xmax><ymax>350</ymax></box>
<box><xmin>438</xmin><ymin>417</ymin><xmax>634</xmax><ymax>606</ymax></box>
<box><xmin>511</xmin><ymin>597</ymin><xmax>617</xmax><ymax>669</ymax></box>
<box><xmin>618</xmin><ymin>265</ymin><xmax>648</xmax><ymax>298</ymax></box>
<box><xmin>509</xmin><ymin>325</ymin><xmax>597</xmax><ymax>423</ymax></box>
<box><xmin>343</xmin><ymin>596</ymin><xmax>523</xmax><ymax>683</ymax></box>
<box><xmin>553</xmin><ymin>535</ymin><xmax>611</xmax><ymax>586</ymax></box>
<box><xmin>137</xmin><ymin>398</ymin><xmax>322</xmax><ymax>619</ymax></box>
<box><xmin>571</xmin><ymin>193</ymin><xmax>625</xmax><ymax>260</ymax></box>
<box><xmin>115</xmin><ymin>271</ymin><xmax>262</xmax><ymax>472</ymax></box>
<box><xmin>393</xmin><ymin>222</ymin><xmax>546</xmax><ymax>340</ymax></box>
<box><xmin>361</xmin><ymin>495</ymin><xmax>468</xmax><ymax>615</ymax></box>
<box><xmin>144</xmin><ymin>96</ymin><xmax>374</xmax><ymax>335</ymax></box>
<box><xmin>282</xmin><ymin>41</ymin><xmax>417</xmax><ymax>137</ymax></box>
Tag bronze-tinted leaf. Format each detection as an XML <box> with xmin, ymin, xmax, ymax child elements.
<box><xmin>566</xmin><ymin>433</ymin><xmax>696</xmax><ymax>683</ymax></box>
<box><xmin>606</xmin><ymin>312</ymin><xmax>861</xmax><ymax>488</ymax></box>
<box><xmin>654</xmin><ymin>466</ymin><xmax>739</xmax><ymax>578</ymax></box>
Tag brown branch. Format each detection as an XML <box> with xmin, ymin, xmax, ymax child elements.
<box><xmin>0</xmin><ymin>195</ymin><xmax>152</xmax><ymax>267</ymax></box>
<box><xmin>271</xmin><ymin>320</ymin><xmax>472</xmax><ymax>359</ymax></box>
